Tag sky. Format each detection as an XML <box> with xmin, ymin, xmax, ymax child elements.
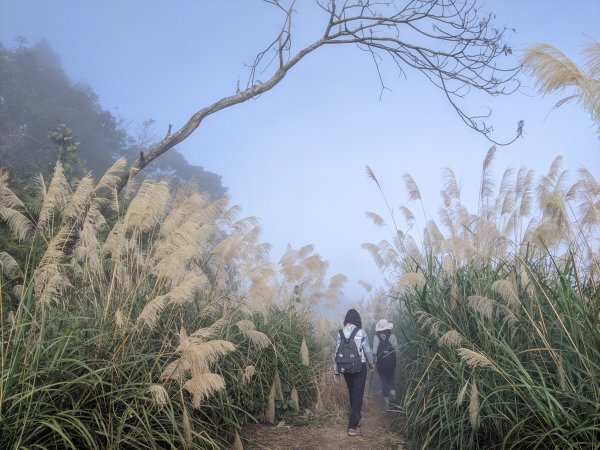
<box><xmin>1</xmin><ymin>0</ymin><xmax>599</xmax><ymax>306</ymax></box>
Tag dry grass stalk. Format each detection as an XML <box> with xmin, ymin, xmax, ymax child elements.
<box><xmin>300</xmin><ymin>337</ymin><xmax>310</xmax><ymax>366</ymax></box>
<box><xmin>114</xmin><ymin>309</ymin><xmax>127</xmax><ymax>328</ymax></box>
<box><xmin>148</xmin><ymin>384</ymin><xmax>169</xmax><ymax>408</ymax></box>
<box><xmin>264</xmin><ymin>382</ymin><xmax>276</xmax><ymax>424</ymax></box>
<box><xmin>183</xmin><ymin>372</ymin><xmax>226</xmax><ymax>408</ymax></box>
<box><xmin>232</xmin><ymin>431</ymin><xmax>244</xmax><ymax>450</ymax></box>
<box><xmin>273</xmin><ymin>369</ymin><xmax>283</xmax><ymax>399</ymax></box>
<box><xmin>290</xmin><ymin>386</ymin><xmax>299</xmax><ymax>410</ymax></box>
<box><xmin>182</xmin><ymin>404</ymin><xmax>192</xmax><ymax>445</ymax></box>
<box><xmin>457</xmin><ymin>379</ymin><xmax>469</xmax><ymax>406</ymax></box>
<box><xmin>469</xmin><ymin>378</ymin><xmax>480</xmax><ymax>428</ymax></box>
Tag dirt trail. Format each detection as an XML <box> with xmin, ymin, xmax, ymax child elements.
<box><xmin>244</xmin><ymin>393</ymin><xmax>405</xmax><ymax>450</ymax></box>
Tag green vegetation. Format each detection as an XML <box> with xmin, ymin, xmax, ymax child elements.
<box><xmin>365</xmin><ymin>149</ymin><xmax>599</xmax><ymax>448</ymax></box>
<box><xmin>0</xmin><ymin>40</ymin><xmax>226</xmax><ymax>198</ymax></box>
<box><xmin>0</xmin><ymin>162</ymin><xmax>334</xmax><ymax>449</ymax></box>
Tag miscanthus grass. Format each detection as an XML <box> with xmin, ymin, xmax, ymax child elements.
<box><xmin>0</xmin><ymin>161</ymin><xmax>340</xmax><ymax>449</ymax></box>
<box><xmin>365</xmin><ymin>150</ymin><xmax>600</xmax><ymax>449</ymax></box>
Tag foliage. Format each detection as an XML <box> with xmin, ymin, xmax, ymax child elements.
<box><xmin>0</xmin><ymin>161</ymin><xmax>334</xmax><ymax>449</ymax></box>
<box><xmin>365</xmin><ymin>149</ymin><xmax>600</xmax><ymax>448</ymax></box>
<box><xmin>0</xmin><ymin>40</ymin><xmax>127</xmax><ymax>184</ymax></box>
<box><xmin>0</xmin><ymin>40</ymin><xmax>226</xmax><ymax>198</ymax></box>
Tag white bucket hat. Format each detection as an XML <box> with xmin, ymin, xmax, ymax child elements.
<box><xmin>375</xmin><ymin>319</ymin><xmax>393</xmax><ymax>331</ymax></box>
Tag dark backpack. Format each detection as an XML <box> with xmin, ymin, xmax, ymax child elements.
<box><xmin>376</xmin><ymin>330</ymin><xmax>396</xmax><ymax>371</ymax></box>
<box><xmin>335</xmin><ymin>327</ymin><xmax>362</xmax><ymax>374</ymax></box>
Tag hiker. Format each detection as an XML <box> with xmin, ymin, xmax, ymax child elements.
<box><xmin>333</xmin><ymin>308</ymin><xmax>374</xmax><ymax>437</ymax></box>
<box><xmin>373</xmin><ymin>319</ymin><xmax>398</xmax><ymax>411</ymax></box>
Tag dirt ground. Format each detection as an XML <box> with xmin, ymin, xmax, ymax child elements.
<box><xmin>243</xmin><ymin>393</ymin><xmax>405</xmax><ymax>450</ymax></box>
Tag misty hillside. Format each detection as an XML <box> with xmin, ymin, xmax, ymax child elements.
<box><xmin>0</xmin><ymin>39</ymin><xmax>226</xmax><ymax>198</ymax></box>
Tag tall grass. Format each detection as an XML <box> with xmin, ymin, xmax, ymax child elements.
<box><xmin>365</xmin><ymin>150</ymin><xmax>600</xmax><ymax>448</ymax></box>
<box><xmin>0</xmin><ymin>162</ymin><xmax>338</xmax><ymax>449</ymax></box>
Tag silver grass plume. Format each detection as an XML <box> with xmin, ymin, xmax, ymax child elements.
<box><xmin>438</xmin><ymin>330</ymin><xmax>463</xmax><ymax>348</ymax></box>
<box><xmin>232</xmin><ymin>431</ymin><xmax>244</xmax><ymax>450</ymax></box>
<box><xmin>137</xmin><ymin>295</ymin><xmax>167</xmax><ymax>328</ymax></box>
<box><xmin>182</xmin><ymin>405</ymin><xmax>192</xmax><ymax>445</ymax></box>
<box><xmin>123</xmin><ymin>179</ymin><xmax>171</xmax><ymax>234</ymax></box>
<box><xmin>183</xmin><ymin>373</ymin><xmax>226</xmax><ymax>408</ymax></box>
<box><xmin>457</xmin><ymin>379</ymin><xmax>469</xmax><ymax>406</ymax></box>
<box><xmin>241</xmin><ymin>365</ymin><xmax>256</xmax><ymax>384</ymax></box>
<box><xmin>235</xmin><ymin>319</ymin><xmax>271</xmax><ymax>350</ymax></box>
<box><xmin>63</xmin><ymin>174</ymin><xmax>95</xmax><ymax>219</ymax></box>
<box><xmin>0</xmin><ymin>168</ymin><xmax>34</xmax><ymax>239</ymax></box>
<box><xmin>468</xmin><ymin>295</ymin><xmax>497</xmax><ymax>321</ymax></box>
<box><xmin>403</xmin><ymin>173</ymin><xmax>422</xmax><ymax>201</ymax></box>
<box><xmin>300</xmin><ymin>337</ymin><xmax>310</xmax><ymax>366</ymax></box>
<box><xmin>37</xmin><ymin>162</ymin><xmax>71</xmax><ymax>231</ymax></box>
<box><xmin>0</xmin><ymin>251</ymin><xmax>22</xmax><ymax>280</ymax></box>
<box><xmin>366</xmin><ymin>211</ymin><xmax>386</xmax><ymax>228</ymax></box>
<box><xmin>148</xmin><ymin>384</ymin><xmax>169</xmax><ymax>408</ymax></box>
<box><xmin>457</xmin><ymin>348</ymin><xmax>495</xmax><ymax>370</ymax></box>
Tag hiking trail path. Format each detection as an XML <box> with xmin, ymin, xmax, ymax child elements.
<box><xmin>244</xmin><ymin>392</ymin><xmax>406</xmax><ymax>450</ymax></box>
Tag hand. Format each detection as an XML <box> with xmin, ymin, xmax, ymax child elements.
<box><xmin>368</xmin><ymin>364</ymin><xmax>375</xmax><ymax>372</ymax></box>
<box><xmin>334</xmin><ymin>373</ymin><xmax>341</xmax><ymax>383</ymax></box>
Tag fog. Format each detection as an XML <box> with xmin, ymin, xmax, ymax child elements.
<box><xmin>1</xmin><ymin>0</ymin><xmax>598</xmax><ymax>309</ymax></box>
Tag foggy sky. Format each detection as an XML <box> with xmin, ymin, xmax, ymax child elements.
<box><xmin>1</xmin><ymin>0</ymin><xmax>599</xmax><ymax>307</ymax></box>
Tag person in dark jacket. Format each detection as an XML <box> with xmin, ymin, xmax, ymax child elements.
<box><xmin>333</xmin><ymin>309</ymin><xmax>374</xmax><ymax>437</ymax></box>
<box><xmin>373</xmin><ymin>318</ymin><xmax>398</xmax><ymax>411</ymax></box>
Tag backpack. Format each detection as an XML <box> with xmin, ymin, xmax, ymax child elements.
<box><xmin>376</xmin><ymin>330</ymin><xmax>396</xmax><ymax>371</ymax></box>
<box><xmin>335</xmin><ymin>327</ymin><xmax>362</xmax><ymax>374</ymax></box>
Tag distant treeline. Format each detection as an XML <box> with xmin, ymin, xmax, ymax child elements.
<box><xmin>0</xmin><ymin>38</ymin><xmax>226</xmax><ymax>198</ymax></box>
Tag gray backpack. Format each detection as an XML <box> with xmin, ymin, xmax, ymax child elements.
<box><xmin>335</xmin><ymin>327</ymin><xmax>362</xmax><ymax>374</ymax></box>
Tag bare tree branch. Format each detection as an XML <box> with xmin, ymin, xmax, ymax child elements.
<box><xmin>119</xmin><ymin>0</ymin><xmax>522</xmax><ymax>191</ymax></box>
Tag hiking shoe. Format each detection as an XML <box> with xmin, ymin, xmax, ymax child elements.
<box><xmin>383</xmin><ymin>397</ymin><xmax>390</xmax><ymax>411</ymax></box>
<box><xmin>348</xmin><ymin>428</ymin><xmax>363</xmax><ymax>437</ymax></box>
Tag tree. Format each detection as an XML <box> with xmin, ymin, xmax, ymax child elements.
<box><xmin>0</xmin><ymin>41</ymin><xmax>227</xmax><ymax>198</ymax></box>
<box><xmin>0</xmin><ymin>40</ymin><xmax>127</xmax><ymax>183</ymax></box>
<box><xmin>119</xmin><ymin>0</ymin><xmax>523</xmax><ymax>191</ymax></box>
<box><xmin>521</xmin><ymin>41</ymin><xmax>600</xmax><ymax>136</ymax></box>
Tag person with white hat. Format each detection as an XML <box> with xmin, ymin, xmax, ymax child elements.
<box><xmin>373</xmin><ymin>318</ymin><xmax>398</xmax><ymax>411</ymax></box>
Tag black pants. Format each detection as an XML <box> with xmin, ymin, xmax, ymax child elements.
<box><xmin>343</xmin><ymin>362</ymin><xmax>367</xmax><ymax>429</ymax></box>
<box><xmin>377</xmin><ymin>364</ymin><xmax>395</xmax><ymax>397</ymax></box>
